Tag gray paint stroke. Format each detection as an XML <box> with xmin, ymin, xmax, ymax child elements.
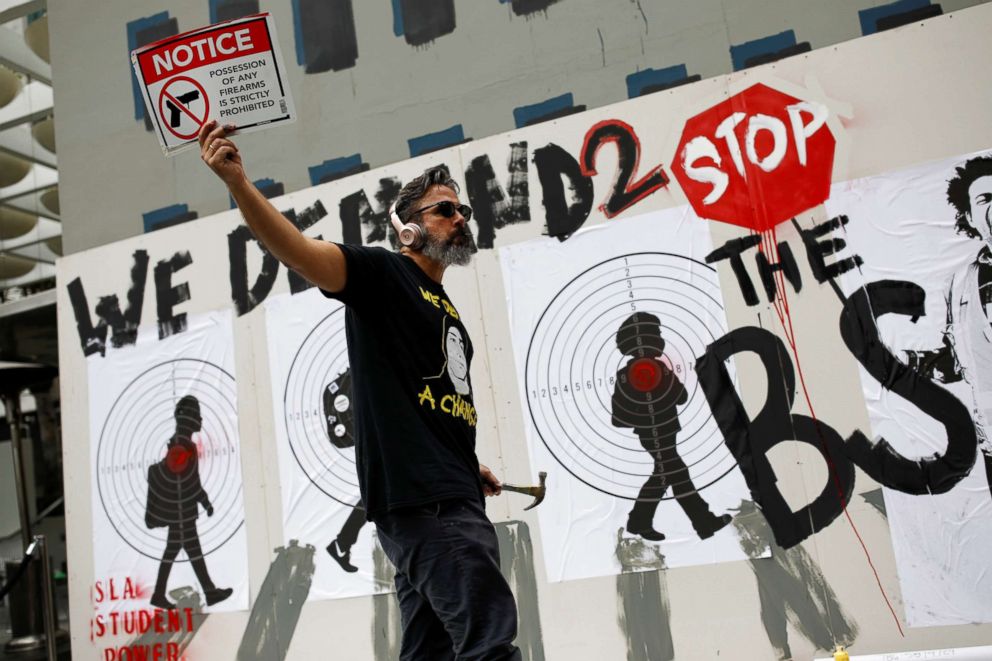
<box><xmin>236</xmin><ymin>540</ymin><xmax>315</xmax><ymax>661</ymax></box>
<box><xmin>372</xmin><ymin>531</ymin><xmax>402</xmax><ymax>661</ymax></box>
<box><xmin>861</xmin><ymin>488</ymin><xmax>888</xmax><ymax>518</ymax></box>
<box><xmin>732</xmin><ymin>501</ymin><xmax>858</xmax><ymax>660</ymax></box>
<box><xmin>125</xmin><ymin>586</ymin><xmax>208</xmax><ymax>654</ymax></box>
<box><xmin>370</xmin><ymin>521</ymin><xmax>545</xmax><ymax>660</ymax></box>
<box><xmin>495</xmin><ymin>521</ymin><xmax>546</xmax><ymax>661</ymax></box>
<box><xmin>615</xmin><ymin>528</ymin><xmax>674</xmax><ymax>661</ymax></box>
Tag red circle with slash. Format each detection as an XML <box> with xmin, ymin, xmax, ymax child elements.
<box><xmin>158</xmin><ymin>76</ymin><xmax>210</xmax><ymax>140</ymax></box>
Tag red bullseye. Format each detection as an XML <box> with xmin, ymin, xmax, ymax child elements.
<box><xmin>166</xmin><ymin>445</ymin><xmax>193</xmax><ymax>473</ymax></box>
<box><xmin>628</xmin><ymin>358</ymin><xmax>663</xmax><ymax>392</ymax></box>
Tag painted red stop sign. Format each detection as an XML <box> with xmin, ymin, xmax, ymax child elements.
<box><xmin>670</xmin><ymin>83</ymin><xmax>835</xmax><ymax>232</ymax></box>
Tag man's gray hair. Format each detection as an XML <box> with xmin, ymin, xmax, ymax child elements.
<box><xmin>395</xmin><ymin>166</ymin><xmax>460</xmax><ymax>224</ymax></box>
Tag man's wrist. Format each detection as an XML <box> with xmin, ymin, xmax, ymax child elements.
<box><xmin>225</xmin><ymin>172</ymin><xmax>252</xmax><ymax>194</ymax></box>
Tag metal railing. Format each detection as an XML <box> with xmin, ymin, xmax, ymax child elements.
<box><xmin>0</xmin><ymin>534</ymin><xmax>59</xmax><ymax>660</ymax></box>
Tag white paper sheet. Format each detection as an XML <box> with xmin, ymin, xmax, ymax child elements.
<box><xmin>265</xmin><ymin>288</ymin><xmax>392</xmax><ymax>600</ymax></box>
<box><xmin>89</xmin><ymin>310</ymin><xmax>248</xmax><ymax>617</ymax></box>
<box><xmin>830</xmin><ymin>150</ymin><xmax>992</xmax><ymax>626</ymax></box>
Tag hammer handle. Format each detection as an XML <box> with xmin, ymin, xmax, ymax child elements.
<box><xmin>501</xmin><ymin>484</ymin><xmax>540</xmax><ymax>496</ymax></box>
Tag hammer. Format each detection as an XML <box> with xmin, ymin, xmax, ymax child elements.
<box><xmin>500</xmin><ymin>471</ymin><xmax>547</xmax><ymax>510</ymax></box>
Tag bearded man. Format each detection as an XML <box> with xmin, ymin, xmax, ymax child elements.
<box><xmin>199</xmin><ymin>120</ymin><xmax>520</xmax><ymax>660</ymax></box>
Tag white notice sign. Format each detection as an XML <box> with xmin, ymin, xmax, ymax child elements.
<box><xmin>131</xmin><ymin>12</ymin><xmax>296</xmax><ymax>155</ymax></box>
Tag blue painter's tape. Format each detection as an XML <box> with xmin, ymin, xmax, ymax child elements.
<box><xmin>408</xmin><ymin>125</ymin><xmax>466</xmax><ymax>158</ymax></box>
<box><xmin>142</xmin><ymin>204</ymin><xmax>190</xmax><ymax>233</ymax></box>
<box><xmin>729</xmin><ymin>30</ymin><xmax>797</xmax><ymax>72</ymax></box>
<box><xmin>126</xmin><ymin>12</ymin><xmax>170</xmax><ymax>121</ymax></box>
<box><xmin>291</xmin><ymin>0</ymin><xmax>306</xmax><ymax>65</ymax></box>
<box><xmin>228</xmin><ymin>179</ymin><xmax>283</xmax><ymax>208</ymax></box>
<box><xmin>308</xmin><ymin>154</ymin><xmax>365</xmax><ymax>185</ymax></box>
<box><xmin>512</xmin><ymin>93</ymin><xmax>574</xmax><ymax>129</ymax></box>
<box><xmin>626</xmin><ymin>65</ymin><xmax>689</xmax><ymax>98</ymax></box>
<box><xmin>859</xmin><ymin>0</ymin><xmax>930</xmax><ymax>35</ymax></box>
<box><xmin>391</xmin><ymin>0</ymin><xmax>404</xmax><ymax>36</ymax></box>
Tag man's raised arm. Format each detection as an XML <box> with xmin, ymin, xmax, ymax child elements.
<box><xmin>198</xmin><ymin>120</ymin><xmax>346</xmax><ymax>294</ymax></box>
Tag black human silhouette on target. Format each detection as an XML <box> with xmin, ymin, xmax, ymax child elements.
<box><xmin>611</xmin><ymin>312</ymin><xmax>731</xmax><ymax>541</ymax></box>
<box><xmin>321</xmin><ymin>369</ymin><xmax>365</xmax><ymax>573</ymax></box>
<box><xmin>145</xmin><ymin>395</ymin><xmax>232</xmax><ymax>609</ymax></box>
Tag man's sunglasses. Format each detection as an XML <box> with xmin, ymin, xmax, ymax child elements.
<box><xmin>409</xmin><ymin>200</ymin><xmax>473</xmax><ymax>222</ymax></box>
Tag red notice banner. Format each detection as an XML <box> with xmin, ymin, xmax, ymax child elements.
<box><xmin>136</xmin><ymin>16</ymin><xmax>272</xmax><ymax>85</ymax></box>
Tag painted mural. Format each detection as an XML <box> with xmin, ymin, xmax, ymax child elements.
<box><xmin>57</xmin><ymin>15</ymin><xmax>992</xmax><ymax>656</ymax></box>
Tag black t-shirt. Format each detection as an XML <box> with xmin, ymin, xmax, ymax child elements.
<box><xmin>321</xmin><ymin>244</ymin><xmax>483</xmax><ymax>519</ymax></box>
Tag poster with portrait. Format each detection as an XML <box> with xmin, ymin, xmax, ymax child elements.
<box><xmin>88</xmin><ymin>309</ymin><xmax>249</xmax><ymax>619</ymax></box>
<box><xmin>265</xmin><ymin>288</ymin><xmax>392</xmax><ymax>601</ymax></box>
<box><xmin>501</xmin><ymin>208</ymin><xmax>762</xmax><ymax>582</ymax></box>
<box><xmin>830</xmin><ymin>149</ymin><xmax>992</xmax><ymax>626</ymax></box>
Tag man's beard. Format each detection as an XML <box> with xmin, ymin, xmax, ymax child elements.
<box><xmin>421</xmin><ymin>225</ymin><xmax>478</xmax><ymax>267</ymax></box>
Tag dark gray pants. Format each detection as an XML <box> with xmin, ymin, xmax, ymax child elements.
<box><xmin>375</xmin><ymin>499</ymin><xmax>521</xmax><ymax>661</ymax></box>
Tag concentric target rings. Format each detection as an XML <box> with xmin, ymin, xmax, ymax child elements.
<box><xmin>283</xmin><ymin>306</ymin><xmax>359</xmax><ymax>505</ymax></box>
<box><xmin>524</xmin><ymin>252</ymin><xmax>736</xmax><ymax>500</ymax></box>
<box><xmin>95</xmin><ymin>359</ymin><xmax>243</xmax><ymax>561</ymax></box>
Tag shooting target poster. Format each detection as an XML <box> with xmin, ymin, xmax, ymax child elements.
<box><xmin>829</xmin><ymin>149</ymin><xmax>992</xmax><ymax>626</ymax></box>
<box><xmin>501</xmin><ymin>208</ymin><xmax>763</xmax><ymax>582</ymax></box>
<box><xmin>131</xmin><ymin>12</ymin><xmax>296</xmax><ymax>155</ymax></box>
<box><xmin>88</xmin><ymin>310</ymin><xmax>248</xmax><ymax>617</ymax></box>
<box><xmin>264</xmin><ymin>289</ymin><xmax>392</xmax><ymax>601</ymax></box>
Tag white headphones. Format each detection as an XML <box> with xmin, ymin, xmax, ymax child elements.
<box><xmin>389</xmin><ymin>203</ymin><xmax>425</xmax><ymax>250</ymax></box>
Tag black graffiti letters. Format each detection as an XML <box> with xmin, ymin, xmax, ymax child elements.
<box><xmin>708</xmin><ymin>216</ymin><xmax>864</xmax><ymax>306</ymax></box>
<box><xmin>838</xmin><ymin>280</ymin><xmax>976</xmax><ymax>494</ymax></box>
<box><xmin>338</xmin><ymin>177</ymin><xmax>402</xmax><ymax>247</ymax></box>
<box><xmin>228</xmin><ymin>225</ymin><xmax>279</xmax><ymax>316</ymax></box>
<box><xmin>67</xmin><ymin>250</ymin><xmax>150</xmax><ymax>356</ymax></box>
<box><xmin>154</xmin><ymin>251</ymin><xmax>193</xmax><ymax>340</ymax></box>
<box><xmin>798</xmin><ymin>215</ymin><xmax>863</xmax><ymax>283</ymax></box>
<box><xmin>756</xmin><ymin>243</ymin><xmax>802</xmax><ymax>302</ymax></box>
<box><xmin>706</xmin><ymin>236</ymin><xmax>801</xmax><ymax>305</ymax></box>
<box><xmin>284</xmin><ymin>201</ymin><xmax>329</xmax><ymax>294</ymax></box>
<box><xmin>696</xmin><ymin>327</ymin><xmax>854</xmax><ymax>549</ymax></box>
<box><xmin>533</xmin><ymin>143</ymin><xmax>593</xmax><ymax>242</ymax></box>
<box><xmin>464</xmin><ymin>142</ymin><xmax>530</xmax><ymax>249</ymax></box>
<box><xmin>705</xmin><ymin>236</ymin><xmax>762</xmax><ymax>305</ymax></box>
<box><xmin>696</xmin><ymin>278</ymin><xmax>979</xmax><ymax>547</ymax></box>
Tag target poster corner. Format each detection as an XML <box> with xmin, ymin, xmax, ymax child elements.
<box><xmin>131</xmin><ymin>12</ymin><xmax>297</xmax><ymax>156</ymax></box>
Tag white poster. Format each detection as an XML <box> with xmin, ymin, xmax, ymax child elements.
<box><xmin>265</xmin><ymin>288</ymin><xmax>391</xmax><ymax>601</ymax></box>
<box><xmin>829</xmin><ymin>149</ymin><xmax>992</xmax><ymax>626</ymax></box>
<box><xmin>88</xmin><ymin>310</ymin><xmax>248</xmax><ymax>623</ymax></box>
<box><xmin>501</xmin><ymin>208</ymin><xmax>760</xmax><ymax>582</ymax></box>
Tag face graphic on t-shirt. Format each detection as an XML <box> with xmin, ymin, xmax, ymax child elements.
<box><xmin>968</xmin><ymin>175</ymin><xmax>992</xmax><ymax>245</ymax></box>
<box><xmin>445</xmin><ymin>325</ymin><xmax>470</xmax><ymax>395</ymax></box>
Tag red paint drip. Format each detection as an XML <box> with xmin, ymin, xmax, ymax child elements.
<box><xmin>759</xmin><ymin>227</ymin><xmax>905</xmax><ymax>637</ymax></box>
